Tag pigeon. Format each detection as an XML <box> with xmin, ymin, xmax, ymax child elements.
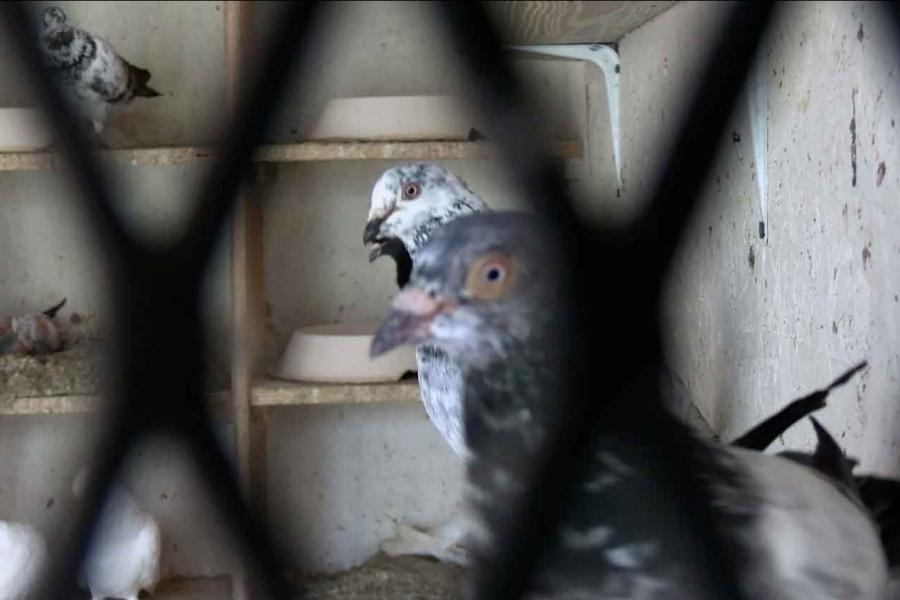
<box><xmin>0</xmin><ymin>298</ymin><xmax>66</xmax><ymax>355</ymax></box>
<box><xmin>372</xmin><ymin>212</ymin><xmax>889</xmax><ymax>599</ymax></box>
<box><xmin>0</xmin><ymin>521</ymin><xmax>46</xmax><ymax>600</ymax></box>
<box><xmin>73</xmin><ymin>469</ymin><xmax>161</xmax><ymax>600</ymax></box>
<box><xmin>364</xmin><ymin>163</ymin><xmax>488</xmax><ymax>563</ymax></box>
<box><xmin>362</xmin><ymin>163</ymin><xmax>840</xmax><ymax>565</ymax></box>
<box><xmin>39</xmin><ymin>6</ymin><xmax>160</xmax><ymax>136</ymax></box>
<box><xmin>365</xmin><ymin>162</ymin><xmax>489</xmax><ymax>460</ymax></box>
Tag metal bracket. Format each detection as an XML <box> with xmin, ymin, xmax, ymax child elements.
<box><xmin>507</xmin><ymin>44</ymin><xmax>621</xmax><ymax>188</ymax></box>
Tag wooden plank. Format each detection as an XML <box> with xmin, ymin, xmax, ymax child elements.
<box><xmin>0</xmin><ymin>140</ymin><xmax>582</xmax><ymax>170</ymax></box>
<box><xmin>0</xmin><ymin>382</ymin><xmax>424</xmax><ymax>416</ymax></box>
<box><xmin>225</xmin><ymin>3</ymin><xmax>259</xmax><ymax>599</ymax></box>
<box><xmin>0</xmin><ymin>147</ymin><xmax>213</xmax><ymax>170</ymax></box>
<box><xmin>252</xmin><ymin>139</ymin><xmax>583</xmax><ymax>161</ymax></box>
<box><xmin>0</xmin><ymin>383</ymin><xmax>419</xmax><ymax>416</ymax></box>
<box><xmin>0</xmin><ymin>394</ymin><xmax>98</xmax><ymax>415</ymax></box>
<box><xmin>252</xmin><ymin>379</ymin><xmax>420</xmax><ymax>407</ymax></box>
<box><xmin>0</xmin><ymin>392</ymin><xmax>231</xmax><ymax>417</ymax></box>
<box><xmin>488</xmin><ymin>1</ymin><xmax>679</xmax><ymax>44</ymax></box>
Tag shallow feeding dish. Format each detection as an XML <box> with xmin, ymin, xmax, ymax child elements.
<box><xmin>307</xmin><ymin>95</ymin><xmax>477</xmax><ymax>141</ymax></box>
<box><xmin>272</xmin><ymin>322</ymin><xmax>417</xmax><ymax>383</ymax></box>
<box><xmin>0</xmin><ymin>108</ymin><xmax>53</xmax><ymax>151</ymax></box>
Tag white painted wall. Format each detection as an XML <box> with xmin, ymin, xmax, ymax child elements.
<box><xmin>621</xmin><ymin>1</ymin><xmax>900</xmax><ymax>475</ymax></box>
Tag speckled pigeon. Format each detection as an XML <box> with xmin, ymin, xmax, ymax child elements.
<box><xmin>365</xmin><ymin>162</ymin><xmax>489</xmax><ymax>460</ymax></box>
<box><xmin>39</xmin><ymin>6</ymin><xmax>160</xmax><ymax>136</ymax></box>
<box><xmin>364</xmin><ymin>163</ymin><xmax>488</xmax><ymax>563</ymax></box>
<box><xmin>372</xmin><ymin>212</ymin><xmax>889</xmax><ymax>599</ymax></box>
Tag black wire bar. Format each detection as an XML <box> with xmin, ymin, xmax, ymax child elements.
<box><xmin>1</xmin><ymin>1</ymin><xmax>897</xmax><ymax>600</ymax></box>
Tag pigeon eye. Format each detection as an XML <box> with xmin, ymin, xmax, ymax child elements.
<box><xmin>402</xmin><ymin>182</ymin><xmax>421</xmax><ymax>200</ymax></box>
<box><xmin>464</xmin><ymin>252</ymin><xmax>516</xmax><ymax>301</ymax></box>
<box><xmin>482</xmin><ymin>264</ymin><xmax>506</xmax><ymax>283</ymax></box>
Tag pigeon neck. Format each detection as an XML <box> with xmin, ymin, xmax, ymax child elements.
<box><xmin>403</xmin><ymin>195</ymin><xmax>488</xmax><ymax>258</ymax></box>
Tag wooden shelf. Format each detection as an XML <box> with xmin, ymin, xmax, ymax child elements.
<box><xmin>0</xmin><ymin>391</ymin><xmax>231</xmax><ymax>417</ymax></box>
<box><xmin>0</xmin><ymin>382</ymin><xmax>419</xmax><ymax>416</ymax></box>
<box><xmin>0</xmin><ymin>140</ymin><xmax>582</xmax><ymax>171</ymax></box>
<box><xmin>251</xmin><ymin>379</ymin><xmax>419</xmax><ymax>408</ymax></box>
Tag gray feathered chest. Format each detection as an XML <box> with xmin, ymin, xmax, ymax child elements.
<box><xmin>462</xmin><ymin>354</ymin><xmax>887</xmax><ymax>599</ymax></box>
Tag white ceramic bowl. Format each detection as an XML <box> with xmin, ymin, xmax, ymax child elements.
<box><xmin>307</xmin><ymin>95</ymin><xmax>476</xmax><ymax>141</ymax></box>
<box><xmin>0</xmin><ymin>108</ymin><xmax>53</xmax><ymax>151</ymax></box>
<box><xmin>272</xmin><ymin>322</ymin><xmax>418</xmax><ymax>383</ymax></box>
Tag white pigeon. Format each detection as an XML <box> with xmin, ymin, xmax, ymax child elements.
<box><xmin>73</xmin><ymin>469</ymin><xmax>161</xmax><ymax>600</ymax></box>
<box><xmin>365</xmin><ymin>163</ymin><xmax>489</xmax><ymax>460</ymax></box>
<box><xmin>39</xmin><ymin>6</ymin><xmax>161</xmax><ymax>136</ymax></box>
<box><xmin>364</xmin><ymin>164</ymin><xmax>488</xmax><ymax>563</ymax></box>
<box><xmin>0</xmin><ymin>521</ymin><xmax>46</xmax><ymax>600</ymax></box>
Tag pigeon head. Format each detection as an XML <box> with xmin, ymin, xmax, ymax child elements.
<box><xmin>364</xmin><ymin>163</ymin><xmax>489</xmax><ymax>273</ymax></box>
<box><xmin>371</xmin><ymin>212</ymin><xmax>560</xmax><ymax>366</ymax></box>
<box><xmin>41</xmin><ymin>6</ymin><xmax>67</xmax><ymax>32</ymax></box>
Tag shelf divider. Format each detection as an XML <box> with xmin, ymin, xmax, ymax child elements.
<box><xmin>0</xmin><ymin>140</ymin><xmax>582</xmax><ymax>171</ymax></box>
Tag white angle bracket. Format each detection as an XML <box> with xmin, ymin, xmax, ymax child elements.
<box><xmin>506</xmin><ymin>44</ymin><xmax>621</xmax><ymax>188</ymax></box>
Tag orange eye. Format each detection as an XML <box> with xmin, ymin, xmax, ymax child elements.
<box><xmin>402</xmin><ymin>182</ymin><xmax>421</xmax><ymax>200</ymax></box>
<box><xmin>464</xmin><ymin>252</ymin><xmax>516</xmax><ymax>300</ymax></box>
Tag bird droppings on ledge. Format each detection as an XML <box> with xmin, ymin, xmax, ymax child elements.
<box><xmin>297</xmin><ymin>553</ymin><xmax>462</xmax><ymax>599</ymax></box>
<box><xmin>0</xmin><ymin>339</ymin><xmax>101</xmax><ymax>402</ymax></box>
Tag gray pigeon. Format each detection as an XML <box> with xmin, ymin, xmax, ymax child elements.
<box><xmin>372</xmin><ymin>212</ymin><xmax>889</xmax><ymax>599</ymax></box>
<box><xmin>39</xmin><ymin>6</ymin><xmax>160</xmax><ymax>136</ymax></box>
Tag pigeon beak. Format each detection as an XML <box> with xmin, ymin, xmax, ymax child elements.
<box><xmin>370</xmin><ymin>288</ymin><xmax>456</xmax><ymax>357</ymax></box>
<box><xmin>365</xmin><ymin>217</ymin><xmax>387</xmax><ymax>262</ymax></box>
<box><xmin>363</xmin><ymin>217</ymin><xmax>386</xmax><ymax>246</ymax></box>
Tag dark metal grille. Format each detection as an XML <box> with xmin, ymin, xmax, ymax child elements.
<box><xmin>0</xmin><ymin>2</ymin><xmax>897</xmax><ymax>599</ymax></box>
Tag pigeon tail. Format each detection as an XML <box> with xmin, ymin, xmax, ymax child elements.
<box><xmin>128</xmin><ymin>64</ymin><xmax>161</xmax><ymax>98</ymax></box>
<box><xmin>43</xmin><ymin>297</ymin><xmax>67</xmax><ymax>319</ymax></box>
<box><xmin>731</xmin><ymin>360</ymin><xmax>867</xmax><ymax>451</ymax></box>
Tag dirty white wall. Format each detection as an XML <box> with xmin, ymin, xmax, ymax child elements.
<box><xmin>0</xmin><ymin>0</ymin><xmax>600</xmax><ymax>579</ymax></box>
<box><xmin>621</xmin><ymin>1</ymin><xmax>900</xmax><ymax>475</ymax></box>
